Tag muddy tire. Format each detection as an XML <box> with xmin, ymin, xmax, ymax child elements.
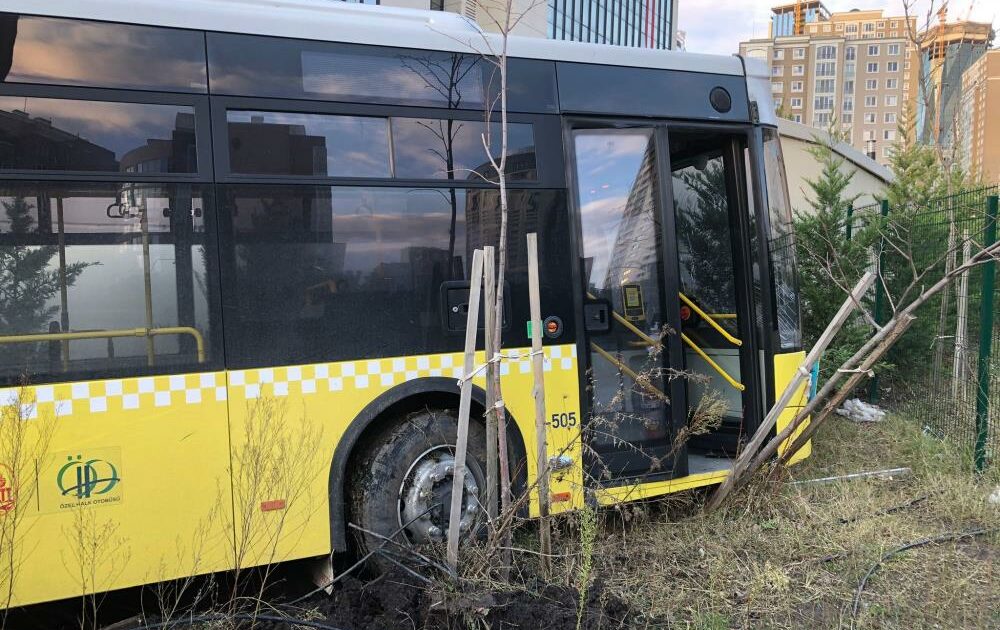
<box><xmin>347</xmin><ymin>408</ymin><xmax>489</xmax><ymax>559</ymax></box>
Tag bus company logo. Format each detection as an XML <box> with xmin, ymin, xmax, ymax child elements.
<box><xmin>56</xmin><ymin>454</ymin><xmax>122</xmax><ymax>509</ymax></box>
<box><xmin>0</xmin><ymin>464</ymin><xmax>14</xmax><ymax>514</ymax></box>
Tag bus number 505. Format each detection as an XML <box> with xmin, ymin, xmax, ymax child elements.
<box><xmin>550</xmin><ymin>412</ymin><xmax>577</xmax><ymax>428</ymax></box>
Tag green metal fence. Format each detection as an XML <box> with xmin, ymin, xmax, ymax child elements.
<box><xmin>846</xmin><ymin>186</ymin><xmax>999</xmax><ymax>470</ymax></box>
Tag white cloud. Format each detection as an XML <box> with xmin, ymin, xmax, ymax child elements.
<box><xmin>680</xmin><ymin>0</ymin><xmax>998</xmax><ymax>55</ymax></box>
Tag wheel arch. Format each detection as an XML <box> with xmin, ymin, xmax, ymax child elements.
<box><xmin>327</xmin><ymin>377</ymin><xmax>527</xmax><ymax>550</ymax></box>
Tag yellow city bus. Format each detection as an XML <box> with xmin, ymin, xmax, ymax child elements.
<box><xmin>0</xmin><ymin>0</ymin><xmax>809</xmax><ymax>608</ymax></box>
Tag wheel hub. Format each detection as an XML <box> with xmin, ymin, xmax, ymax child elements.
<box><xmin>399</xmin><ymin>446</ymin><xmax>480</xmax><ymax>543</ymax></box>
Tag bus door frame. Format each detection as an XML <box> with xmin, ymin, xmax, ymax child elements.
<box><xmin>563</xmin><ymin>117</ymin><xmax>768</xmax><ymax>488</ymax></box>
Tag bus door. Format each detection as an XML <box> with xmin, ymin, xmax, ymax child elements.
<box><xmin>667</xmin><ymin>128</ymin><xmax>761</xmax><ymax>461</ymax></box>
<box><xmin>571</xmin><ymin>125</ymin><xmax>760</xmax><ymax>483</ymax></box>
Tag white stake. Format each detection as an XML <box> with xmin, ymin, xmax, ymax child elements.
<box><xmin>447</xmin><ymin>248</ymin><xmax>484</xmax><ymax>573</ymax></box>
<box><xmin>526</xmin><ymin>233</ymin><xmax>551</xmax><ymax>571</ymax></box>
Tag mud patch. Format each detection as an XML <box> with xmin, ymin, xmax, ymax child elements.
<box><xmin>273</xmin><ymin>572</ymin><xmax>645</xmax><ymax>630</ymax></box>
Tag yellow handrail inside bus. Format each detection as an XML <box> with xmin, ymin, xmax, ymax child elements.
<box><xmin>586</xmin><ymin>292</ymin><xmax>663</xmax><ymax>349</ymax></box>
<box><xmin>678</xmin><ymin>292</ymin><xmax>742</xmax><ymax>347</ymax></box>
<box><xmin>585</xmin><ymin>291</ymin><xmax>743</xmax><ymax>392</ymax></box>
<box><xmin>681</xmin><ymin>333</ymin><xmax>745</xmax><ymax>391</ymax></box>
<box><xmin>589</xmin><ymin>341</ymin><xmax>668</xmax><ymax>402</ymax></box>
<box><xmin>0</xmin><ymin>327</ymin><xmax>206</xmax><ymax>364</ymax></box>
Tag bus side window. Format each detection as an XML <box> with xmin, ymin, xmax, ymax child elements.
<box><xmin>0</xmin><ymin>182</ymin><xmax>219</xmax><ymax>385</ymax></box>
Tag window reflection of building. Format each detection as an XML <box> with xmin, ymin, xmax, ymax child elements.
<box><xmin>120</xmin><ymin>113</ymin><xmax>197</xmax><ymax>174</ymax></box>
<box><xmin>601</xmin><ymin>137</ymin><xmax>659</xmax><ymax>315</ymax></box>
<box><xmin>0</xmin><ymin>108</ymin><xmax>117</xmax><ymax>171</ymax></box>
<box><xmin>227</xmin><ymin>116</ymin><xmax>329</xmax><ymax>176</ymax></box>
<box><xmin>0</xmin><ymin>97</ymin><xmax>197</xmax><ymax>173</ymax></box>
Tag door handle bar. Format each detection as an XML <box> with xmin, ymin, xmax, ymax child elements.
<box><xmin>589</xmin><ymin>341</ymin><xmax>668</xmax><ymax>402</ymax></box>
<box><xmin>586</xmin><ymin>292</ymin><xmax>663</xmax><ymax>349</ymax></box>
<box><xmin>681</xmin><ymin>333</ymin><xmax>745</xmax><ymax>391</ymax></box>
<box><xmin>679</xmin><ymin>292</ymin><xmax>742</xmax><ymax>347</ymax></box>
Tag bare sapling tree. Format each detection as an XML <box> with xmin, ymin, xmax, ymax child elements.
<box><xmin>433</xmin><ymin>0</ymin><xmax>548</xmax><ymax>570</ymax></box>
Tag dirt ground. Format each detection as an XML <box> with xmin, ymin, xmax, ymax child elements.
<box><xmin>286</xmin><ymin>414</ymin><xmax>1000</xmax><ymax>630</ymax></box>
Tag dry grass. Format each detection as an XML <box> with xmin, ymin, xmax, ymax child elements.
<box><xmin>582</xmin><ymin>415</ymin><xmax>1000</xmax><ymax>629</ymax></box>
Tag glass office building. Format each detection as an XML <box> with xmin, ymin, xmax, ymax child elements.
<box><xmin>548</xmin><ymin>0</ymin><xmax>675</xmax><ymax>49</ymax></box>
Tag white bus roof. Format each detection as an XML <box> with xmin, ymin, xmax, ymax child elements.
<box><xmin>0</xmin><ymin>0</ymin><xmax>746</xmax><ymax>77</ymax></box>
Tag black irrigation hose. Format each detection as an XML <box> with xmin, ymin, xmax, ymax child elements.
<box><xmin>849</xmin><ymin>527</ymin><xmax>998</xmax><ymax>628</ymax></box>
<box><xmin>838</xmin><ymin>494</ymin><xmax>930</xmax><ymax>525</ymax></box>
<box><xmin>121</xmin><ymin>612</ymin><xmax>347</xmax><ymax>630</ymax></box>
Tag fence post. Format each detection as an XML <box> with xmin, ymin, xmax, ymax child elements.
<box><xmin>974</xmin><ymin>195</ymin><xmax>998</xmax><ymax>472</ymax></box>
<box><xmin>869</xmin><ymin>198</ymin><xmax>889</xmax><ymax>404</ymax></box>
<box><xmin>845</xmin><ymin>203</ymin><xmax>854</xmax><ymax>242</ymax></box>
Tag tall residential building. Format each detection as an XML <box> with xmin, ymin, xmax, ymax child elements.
<box><xmin>740</xmin><ymin>4</ymin><xmax>918</xmax><ymax>166</ymax></box>
<box><xmin>547</xmin><ymin>0</ymin><xmax>675</xmax><ymax>49</ymax></box>
<box><xmin>958</xmin><ymin>50</ymin><xmax>1000</xmax><ymax>184</ymax></box>
<box><xmin>339</xmin><ymin>0</ymin><xmax>676</xmax><ymax>48</ymax></box>
<box><xmin>916</xmin><ymin>11</ymin><xmax>994</xmax><ymax>148</ymax></box>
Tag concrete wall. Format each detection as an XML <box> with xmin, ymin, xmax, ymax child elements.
<box><xmin>778</xmin><ymin>118</ymin><xmax>893</xmax><ymax>215</ymax></box>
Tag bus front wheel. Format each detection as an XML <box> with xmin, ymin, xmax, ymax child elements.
<box><xmin>348</xmin><ymin>408</ymin><xmax>489</xmax><ymax>558</ymax></box>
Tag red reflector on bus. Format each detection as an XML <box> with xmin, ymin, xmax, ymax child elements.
<box><xmin>680</xmin><ymin>306</ymin><xmax>691</xmax><ymax>321</ymax></box>
<box><xmin>261</xmin><ymin>499</ymin><xmax>287</xmax><ymax>512</ymax></box>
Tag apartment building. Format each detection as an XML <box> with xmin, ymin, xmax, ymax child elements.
<box><xmin>917</xmin><ymin>15</ymin><xmax>993</xmax><ymax>148</ymax></box>
<box><xmin>740</xmin><ymin>4</ymin><xmax>919</xmax><ymax>166</ymax></box>
<box><xmin>958</xmin><ymin>50</ymin><xmax>1000</xmax><ymax>184</ymax></box>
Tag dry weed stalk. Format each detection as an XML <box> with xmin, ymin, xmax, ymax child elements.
<box><xmin>64</xmin><ymin>509</ymin><xmax>131</xmax><ymax>630</ymax></box>
<box><xmin>0</xmin><ymin>383</ymin><xmax>56</xmax><ymax>628</ymax></box>
<box><xmin>225</xmin><ymin>395</ymin><xmax>325</xmax><ymax>619</ymax></box>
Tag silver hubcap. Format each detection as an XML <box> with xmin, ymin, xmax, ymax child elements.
<box><xmin>398</xmin><ymin>445</ymin><xmax>480</xmax><ymax>543</ymax></box>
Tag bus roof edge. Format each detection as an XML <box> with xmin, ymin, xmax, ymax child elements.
<box><xmin>0</xmin><ymin>0</ymin><xmax>745</xmax><ymax>77</ymax></box>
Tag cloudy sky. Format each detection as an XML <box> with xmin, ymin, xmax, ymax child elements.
<box><xmin>679</xmin><ymin>0</ymin><xmax>998</xmax><ymax>55</ymax></box>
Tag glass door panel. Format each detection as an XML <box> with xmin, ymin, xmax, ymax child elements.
<box><xmin>669</xmin><ymin>130</ymin><xmax>750</xmax><ymax>456</ymax></box>
<box><xmin>574</xmin><ymin>128</ymin><xmax>676</xmax><ymax>481</ymax></box>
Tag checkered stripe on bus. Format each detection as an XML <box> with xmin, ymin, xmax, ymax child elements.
<box><xmin>0</xmin><ymin>345</ymin><xmax>578</xmax><ymax>419</ymax></box>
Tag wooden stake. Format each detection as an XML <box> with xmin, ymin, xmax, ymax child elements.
<box><xmin>483</xmin><ymin>245</ymin><xmax>498</xmax><ymax>521</ymax></box>
<box><xmin>526</xmin><ymin>233</ymin><xmax>551</xmax><ymax>573</ymax></box>
<box><xmin>772</xmin><ymin>315</ymin><xmax>914</xmax><ymax>469</ymax></box>
<box><xmin>706</xmin><ymin>271</ymin><xmax>876</xmax><ymax>511</ymax></box>
<box><xmin>447</xmin><ymin>248</ymin><xmax>484</xmax><ymax>573</ymax></box>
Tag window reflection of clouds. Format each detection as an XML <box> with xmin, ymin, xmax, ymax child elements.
<box><xmin>209</xmin><ymin>33</ymin><xmax>486</xmax><ymax>109</ymax></box>
<box><xmin>0</xmin><ymin>96</ymin><xmax>195</xmax><ymax>171</ymax></box>
<box><xmin>575</xmin><ymin>132</ymin><xmax>654</xmax><ymax>289</ymax></box>
<box><xmin>303</xmin><ymin>51</ymin><xmax>484</xmax><ymax>107</ymax></box>
<box><xmin>391</xmin><ymin>118</ymin><xmax>535</xmax><ymax>180</ymax></box>
<box><xmin>227</xmin><ymin>110</ymin><xmax>389</xmax><ymax>178</ymax></box>
<box><xmin>3</xmin><ymin>16</ymin><xmax>207</xmax><ymax>91</ymax></box>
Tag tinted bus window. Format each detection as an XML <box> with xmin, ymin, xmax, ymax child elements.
<box><xmin>0</xmin><ymin>182</ymin><xmax>218</xmax><ymax>385</ymax></box>
<box><xmin>0</xmin><ymin>14</ymin><xmax>207</xmax><ymax>92</ymax></box>
<box><xmin>220</xmin><ymin>185</ymin><xmax>571</xmax><ymax>368</ymax></box>
<box><xmin>0</xmin><ymin>96</ymin><xmax>197</xmax><ymax>173</ymax></box>
<box><xmin>207</xmin><ymin>33</ymin><xmax>558</xmax><ymax>113</ymax></box>
<box><xmin>391</xmin><ymin>118</ymin><xmax>536</xmax><ymax>181</ymax></box>
<box><xmin>227</xmin><ymin>110</ymin><xmax>390</xmax><ymax>178</ymax></box>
